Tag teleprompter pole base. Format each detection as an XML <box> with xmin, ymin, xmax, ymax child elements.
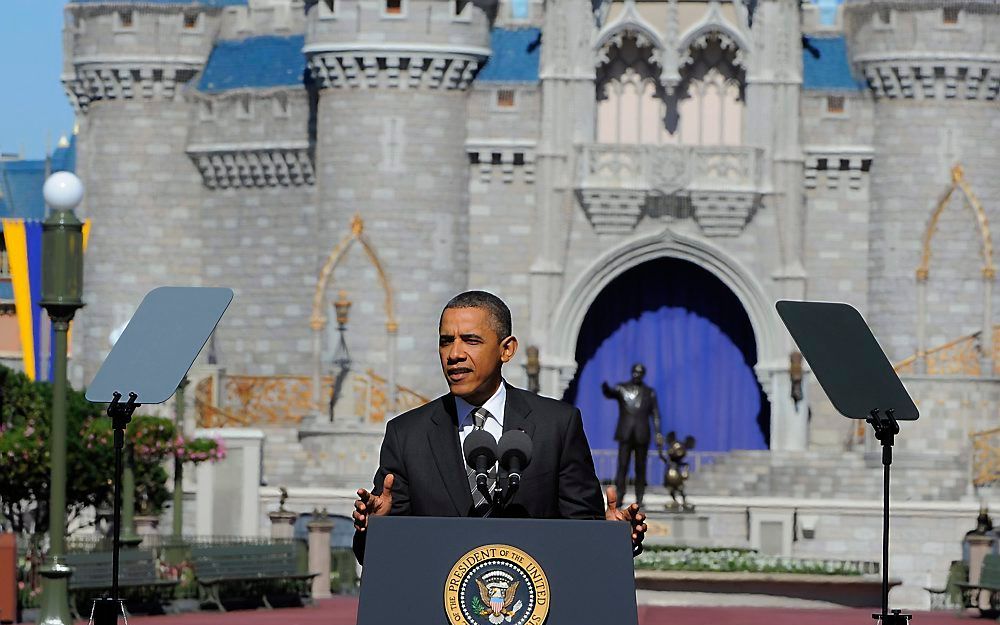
<box><xmin>90</xmin><ymin>597</ymin><xmax>128</xmax><ymax>625</ymax></box>
<box><xmin>872</xmin><ymin>609</ymin><xmax>912</xmax><ymax>624</ymax></box>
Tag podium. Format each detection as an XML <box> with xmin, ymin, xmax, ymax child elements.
<box><xmin>358</xmin><ymin>516</ymin><xmax>639</xmax><ymax>625</ymax></box>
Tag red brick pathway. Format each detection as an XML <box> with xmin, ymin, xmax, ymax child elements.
<box><xmin>114</xmin><ymin>598</ymin><xmax>976</xmax><ymax>625</ymax></box>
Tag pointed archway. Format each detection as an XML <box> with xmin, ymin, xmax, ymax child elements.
<box><xmin>564</xmin><ymin>256</ymin><xmax>770</xmax><ymax>465</ymax></box>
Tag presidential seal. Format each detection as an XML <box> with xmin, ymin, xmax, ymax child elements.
<box><xmin>444</xmin><ymin>544</ymin><xmax>550</xmax><ymax>625</ymax></box>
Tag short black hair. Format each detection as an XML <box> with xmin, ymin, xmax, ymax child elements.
<box><xmin>442</xmin><ymin>290</ymin><xmax>512</xmax><ymax>339</ymax></box>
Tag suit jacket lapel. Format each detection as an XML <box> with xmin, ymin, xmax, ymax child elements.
<box><xmin>428</xmin><ymin>395</ymin><xmax>474</xmax><ymax>515</ymax></box>
<box><xmin>503</xmin><ymin>383</ymin><xmax>535</xmax><ymax>438</ymax></box>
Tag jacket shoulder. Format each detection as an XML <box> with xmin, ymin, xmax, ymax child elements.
<box><xmin>508</xmin><ymin>385</ymin><xmax>578</xmax><ymax>419</ymax></box>
<box><xmin>385</xmin><ymin>394</ymin><xmax>449</xmax><ymax>433</ymax></box>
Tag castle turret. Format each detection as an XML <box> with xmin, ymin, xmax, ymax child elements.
<box><xmin>844</xmin><ymin>1</ymin><xmax>1000</xmax><ymax>366</ymax></box>
<box><xmin>63</xmin><ymin>0</ymin><xmax>224</xmax><ymax>384</ymax></box>
<box><xmin>305</xmin><ymin>0</ymin><xmax>492</xmax><ymax>397</ymax></box>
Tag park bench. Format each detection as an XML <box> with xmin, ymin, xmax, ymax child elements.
<box><xmin>956</xmin><ymin>553</ymin><xmax>1000</xmax><ymax>612</ymax></box>
<box><xmin>190</xmin><ymin>542</ymin><xmax>316</xmax><ymax>611</ymax></box>
<box><xmin>66</xmin><ymin>549</ymin><xmax>177</xmax><ymax>619</ymax></box>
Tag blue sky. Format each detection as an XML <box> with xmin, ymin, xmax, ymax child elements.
<box><xmin>0</xmin><ymin>1</ymin><xmax>75</xmax><ymax>160</ymax></box>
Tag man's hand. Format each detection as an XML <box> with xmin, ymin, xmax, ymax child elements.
<box><xmin>353</xmin><ymin>474</ymin><xmax>395</xmax><ymax>533</ymax></box>
<box><xmin>605</xmin><ymin>486</ymin><xmax>647</xmax><ymax>556</ymax></box>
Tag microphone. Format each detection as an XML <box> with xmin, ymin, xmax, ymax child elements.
<box><xmin>463</xmin><ymin>429</ymin><xmax>498</xmax><ymax>491</ymax></box>
<box><xmin>498</xmin><ymin>429</ymin><xmax>532</xmax><ymax>490</ymax></box>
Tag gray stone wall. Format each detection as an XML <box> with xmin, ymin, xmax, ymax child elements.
<box><xmin>844</xmin><ymin>3</ymin><xmax>1000</xmax><ymax>360</ymax></box>
<box><xmin>305</xmin><ymin>0</ymin><xmax>491</xmax><ymax>50</ymax></box>
<box><xmin>315</xmin><ymin>88</ymin><xmax>472</xmax><ymax>397</ymax></box>
<box><xmin>864</xmin><ymin>99</ymin><xmax>1000</xmax><ymax>360</ymax></box>
<box><xmin>800</xmin><ymin>91</ymin><xmax>873</xmax><ymax>148</ymax></box>
<box><xmin>187</xmin><ymin>88</ymin><xmax>312</xmax><ymax>148</ymax></box>
<box><xmin>197</xmin><ymin>184</ymin><xmax>319</xmax><ymax>376</ymax></box>
<box><xmin>467</xmin><ymin>84</ymin><xmax>541</xmax><ymax>140</ymax></box>
<box><xmin>73</xmin><ymin>99</ymin><xmax>207</xmax><ymax>386</ymax></box>
<box><xmin>65</xmin><ymin>4</ymin><xmax>218</xmax><ymax>67</ymax></box>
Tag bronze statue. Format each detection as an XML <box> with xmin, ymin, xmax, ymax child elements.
<box><xmin>602</xmin><ymin>363</ymin><xmax>664</xmax><ymax>507</ymax></box>
<box><xmin>659</xmin><ymin>431</ymin><xmax>696</xmax><ymax>510</ymax></box>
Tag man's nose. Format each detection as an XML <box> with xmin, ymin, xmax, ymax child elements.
<box><xmin>447</xmin><ymin>342</ymin><xmax>466</xmax><ymax>362</ymax></box>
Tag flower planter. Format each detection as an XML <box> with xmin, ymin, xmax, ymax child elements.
<box><xmin>634</xmin><ymin>570</ymin><xmax>898</xmax><ymax>608</ymax></box>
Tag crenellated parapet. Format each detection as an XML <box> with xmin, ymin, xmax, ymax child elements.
<box><xmin>844</xmin><ymin>0</ymin><xmax>1000</xmax><ymax>100</ymax></box>
<box><xmin>63</xmin><ymin>1</ymin><xmax>223</xmax><ymax>111</ymax></box>
<box><xmin>303</xmin><ymin>0</ymin><xmax>492</xmax><ymax>90</ymax></box>
<box><xmin>187</xmin><ymin>142</ymin><xmax>315</xmax><ymax>189</ymax></box>
<box><xmin>65</xmin><ymin>62</ymin><xmax>204</xmax><ymax>111</ymax></box>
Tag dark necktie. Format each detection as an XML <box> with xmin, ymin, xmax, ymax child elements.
<box><xmin>467</xmin><ymin>406</ymin><xmax>497</xmax><ymax>516</ymax></box>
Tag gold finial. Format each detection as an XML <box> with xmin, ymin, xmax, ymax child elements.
<box><xmin>57</xmin><ymin>135</ymin><xmax>70</xmax><ymax>149</ymax></box>
<box><xmin>351</xmin><ymin>213</ymin><xmax>364</xmax><ymax>236</ymax></box>
<box><xmin>984</xmin><ymin>266</ymin><xmax>996</xmax><ymax>280</ymax></box>
<box><xmin>952</xmin><ymin>164</ymin><xmax>964</xmax><ymax>183</ymax></box>
<box><xmin>386</xmin><ymin>321</ymin><xmax>398</xmax><ymax>333</ymax></box>
<box><xmin>916</xmin><ymin>267</ymin><xmax>929</xmax><ymax>282</ymax></box>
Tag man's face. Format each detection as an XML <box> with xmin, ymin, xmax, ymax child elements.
<box><xmin>439</xmin><ymin>307</ymin><xmax>517</xmax><ymax>402</ymax></box>
<box><xmin>631</xmin><ymin>364</ymin><xmax>645</xmax><ymax>382</ymax></box>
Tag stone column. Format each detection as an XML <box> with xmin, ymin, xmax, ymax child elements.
<box><xmin>968</xmin><ymin>534</ymin><xmax>995</xmax><ymax>607</ymax></box>
<box><xmin>194</xmin><ymin>428</ymin><xmax>264</xmax><ymax>536</ymax></box>
<box><xmin>307</xmin><ymin>512</ymin><xmax>335</xmax><ymax>600</ymax></box>
<box><xmin>269</xmin><ymin>509</ymin><xmax>298</xmax><ymax>540</ymax></box>
<box><xmin>968</xmin><ymin>534</ymin><xmax>994</xmax><ymax>585</ymax></box>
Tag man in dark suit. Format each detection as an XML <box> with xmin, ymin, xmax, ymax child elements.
<box><xmin>352</xmin><ymin>291</ymin><xmax>648</xmax><ymax>562</ymax></box>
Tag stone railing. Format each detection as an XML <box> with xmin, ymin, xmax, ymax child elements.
<box><xmin>195</xmin><ymin>370</ymin><xmax>429</xmax><ymax>427</ymax></box>
<box><xmin>575</xmin><ymin>143</ymin><xmax>763</xmax><ymax>236</ymax></box>
<box><xmin>894</xmin><ymin>327</ymin><xmax>1000</xmax><ymax>376</ymax></box>
<box><xmin>354</xmin><ymin>369</ymin><xmax>430</xmax><ymax>422</ymax></box>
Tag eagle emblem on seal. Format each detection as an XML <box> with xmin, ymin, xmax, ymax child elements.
<box><xmin>473</xmin><ymin>572</ymin><xmax>524</xmax><ymax>624</ymax></box>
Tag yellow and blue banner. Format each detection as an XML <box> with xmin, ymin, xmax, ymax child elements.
<box><xmin>1</xmin><ymin>218</ymin><xmax>90</xmax><ymax>381</ymax></box>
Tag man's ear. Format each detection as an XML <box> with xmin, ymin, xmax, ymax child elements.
<box><xmin>500</xmin><ymin>335</ymin><xmax>518</xmax><ymax>363</ymax></box>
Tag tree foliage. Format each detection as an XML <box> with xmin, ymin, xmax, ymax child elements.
<box><xmin>0</xmin><ymin>365</ymin><xmax>225</xmax><ymax>535</ymax></box>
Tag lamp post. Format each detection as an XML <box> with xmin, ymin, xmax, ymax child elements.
<box><xmin>328</xmin><ymin>291</ymin><xmax>352</xmax><ymax>421</ymax></box>
<box><xmin>172</xmin><ymin>376</ymin><xmax>188</xmax><ymax>541</ymax></box>
<box><xmin>37</xmin><ymin>171</ymin><xmax>85</xmax><ymax>625</ymax></box>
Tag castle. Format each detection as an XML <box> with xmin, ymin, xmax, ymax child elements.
<box><xmin>2</xmin><ymin>0</ymin><xmax>999</xmax><ymax>592</ymax></box>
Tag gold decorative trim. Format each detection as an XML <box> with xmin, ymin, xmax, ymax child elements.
<box><xmin>917</xmin><ymin>164</ymin><xmax>995</xmax><ymax>281</ymax></box>
<box><xmin>971</xmin><ymin>426</ymin><xmax>1000</xmax><ymax>487</ymax></box>
<box><xmin>311</xmin><ymin>213</ymin><xmax>397</xmax><ymax>331</ymax></box>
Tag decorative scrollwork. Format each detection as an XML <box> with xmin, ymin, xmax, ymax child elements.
<box><xmin>971</xmin><ymin>427</ymin><xmax>1000</xmax><ymax>487</ymax></box>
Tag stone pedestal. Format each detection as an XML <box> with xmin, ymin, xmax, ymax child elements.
<box><xmin>307</xmin><ymin>514</ymin><xmax>335</xmax><ymax>600</ymax></box>
<box><xmin>269</xmin><ymin>510</ymin><xmax>298</xmax><ymax>540</ymax></box>
<box><xmin>134</xmin><ymin>515</ymin><xmax>160</xmax><ymax>536</ymax></box>
<box><xmin>194</xmin><ymin>428</ymin><xmax>264</xmax><ymax>536</ymax></box>
<box><xmin>643</xmin><ymin>510</ymin><xmax>711</xmax><ymax>546</ymax></box>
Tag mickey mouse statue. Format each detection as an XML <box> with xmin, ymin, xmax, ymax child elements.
<box><xmin>659</xmin><ymin>431</ymin><xmax>696</xmax><ymax>511</ymax></box>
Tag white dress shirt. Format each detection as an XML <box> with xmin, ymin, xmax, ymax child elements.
<box><xmin>455</xmin><ymin>381</ymin><xmax>506</xmax><ymax>456</ymax></box>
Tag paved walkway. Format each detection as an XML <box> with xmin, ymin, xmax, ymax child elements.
<box><xmin>115</xmin><ymin>597</ymin><xmax>976</xmax><ymax>625</ymax></box>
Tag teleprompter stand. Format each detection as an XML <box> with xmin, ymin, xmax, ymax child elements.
<box><xmin>777</xmin><ymin>301</ymin><xmax>919</xmax><ymax>625</ymax></box>
<box><xmin>85</xmin><ymin>287</ymin><xmax>233</xmax><ymax>624</ymax></box>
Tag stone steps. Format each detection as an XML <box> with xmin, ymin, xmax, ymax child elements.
<box><xmin>684</xmin><ymin>450</ymin><xmax>969</xmax><ymax>501</ymax></box>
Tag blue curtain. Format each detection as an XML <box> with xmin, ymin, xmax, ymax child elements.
<box><xmin>564</xmin><ymin>258</ymin><xmax>769</xmax><ymax>457</ymax></box>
